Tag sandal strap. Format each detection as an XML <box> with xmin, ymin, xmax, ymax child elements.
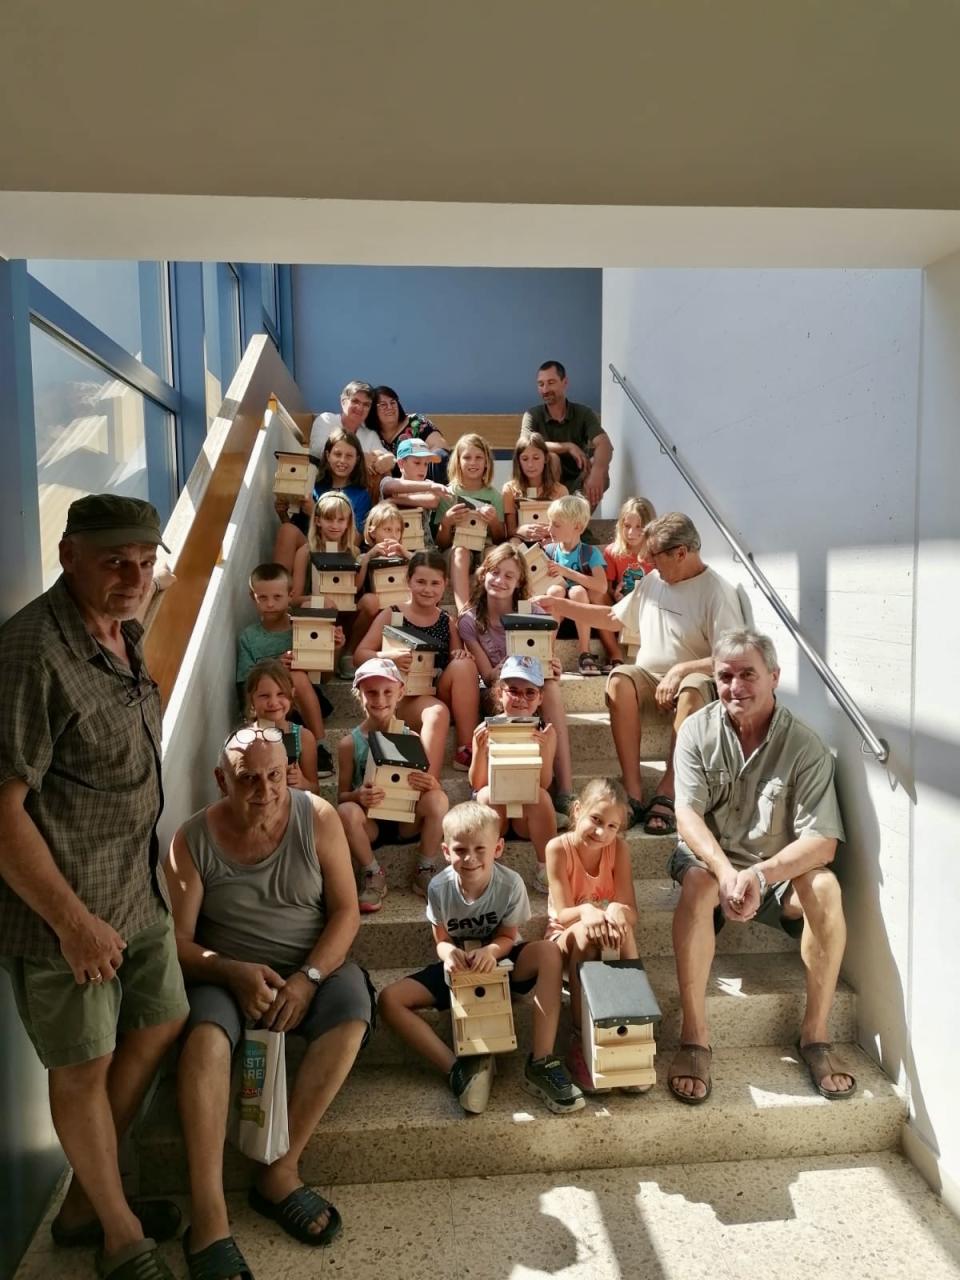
<box><xmin>670</xmin><ymin>1042</ymin><xmax>712</xmax><ymax>1086</ymax></box>
<box><xmin>184</xmin><ymin>1232</ymin><xmax>252</xmax><ymax>1280</ymax></box>
<box><xmin>99</xmin><ymin>1239</ymin><xmax>170</xmax><ymax>1280</ymax></box>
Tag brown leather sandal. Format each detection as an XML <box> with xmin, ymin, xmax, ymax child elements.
<box><xmin>795</xmin><ymin>1041</ymin><xmax>857</xmax><ymax>1100</ymax></box>
<box><xmin>668</xmin><ymin>1042</ymin><xmax>712</xmax><ymax>1105</ymax></box>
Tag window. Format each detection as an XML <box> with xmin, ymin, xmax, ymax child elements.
<box><xmin>261</xmin><ymin>263</ymin><xmax>279</xmax><ymax>329</ymax></box>
<box><xmin>31</xmin><ymin>325</ymin><xmax>176</xmax><ymax>589</ymax></box>
<box><xmin>201</xmin><ymin>263</ymin><xmax>243</xmax><ymax>426</ymax></box>
<box><xmin>27</xmin><ymin>260</ymin><xmax>171</xmax><ymax>379</ymax></box>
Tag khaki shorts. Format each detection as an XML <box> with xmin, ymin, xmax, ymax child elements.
<box><xmin>605</xmin><ymin>663</ymin><xmax>716</xmax><ymax>714</ymax></box>
<box><xmin>5</xmin><ymin>915</ymin><xmax>189</xmax><ymax>1068</ymax></box>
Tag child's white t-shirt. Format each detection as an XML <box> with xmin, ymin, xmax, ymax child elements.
<box><xmin>426</xmin><ymin>863</ymin><xmax>530</xmax><ymax>944</ymax></box>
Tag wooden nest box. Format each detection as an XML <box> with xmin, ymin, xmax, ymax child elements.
<box><xmin>382</xmin><ymin>622</ymin><xmax>441</xmax><ymax>696</ymax></box>
<box><xmin>310</xmin><ymin>549</ymin><xmax>359</xmax><ymax>612</ymax></box>
<box><xmin>485</xmin><ymin>715</ymin><xmax>541</xmax><ymax>819</ymax></box>
<box><xmin>363</xmin><ymin>729</ymin><xmax>430</xmax><ymax>824</ymax></box>
<box><xmin>503</xmin><ymin>611</ymin><xmax>557</xmax><ymax>671</ymax></box>
<box><xmin>521</xmin><ymin>542</ymin><xmax>550</xmax><ymax>593</ymax></box>
<box><xmin>369</xmin><ymin>556</ymin><xmax>409</xmax><ymax>608</ymax></box>
<box><xmin>400</xmin><ymin>509</ymin><xmax>426</xmax><ymax>552</ymax></box>
<box><xmin>273</xmin><ymin>451</ymin><xmax>318</xmax><ymax>503</ymax></box>
<box><xmin>579</xmin><ymin>960</ymin><xmax>661</xmax><ymax>1091</ymax></box>
<box><xmin>448</xmin><ymin>957</ymin><xmax>518</xmax><ymax>1056</ymax></box>
<box><xmin>290</xmin><ymin>607</ymin><xmax>338</xmax><ymax>679</ymax></box>
<box><xmin>518</xmin><ymin>490</ymin><xmax>551</xmax><ymax>532</ymax></box>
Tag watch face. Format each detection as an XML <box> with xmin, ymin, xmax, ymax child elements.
<box><xmin>305</xmin><ymin>966</ymin><xmax>322</xmax><ymax>983</ymax></box>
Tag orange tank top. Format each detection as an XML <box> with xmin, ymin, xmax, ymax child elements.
<box><xmin>546</xmin><ymin>831</ymin><xmax>618</xmax><ymax>937</ymax></box>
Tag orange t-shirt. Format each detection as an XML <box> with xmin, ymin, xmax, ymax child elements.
<box><xmin>546</xmin><ymin>832</ymin><xmax>618</xmax><ymax>939</ymax></box>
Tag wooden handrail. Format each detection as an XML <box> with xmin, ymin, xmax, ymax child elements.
<box><xmin>144</xmin><ymin>336</ymin><xmax>307</xmax><ymax>706</ymax></box>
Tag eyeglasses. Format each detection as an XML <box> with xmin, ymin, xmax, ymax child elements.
<box><xmin>376</xmin><ymin>398</ymin><xmax>397</xmax><ymax>409</ymax></box>
<box><xmin>223</xmin><ymin>726</ymin><xmax>284</xmax><ymax>749</ymax></box>
<box><xmin>124</xmin><ymin>677</ymin><xmax>159</xmax><ymax>707</ymax></box>
<box><xmin>502</xmin><ymin>685</ymin><xmax>539</xmax><ymax>700</ymax></box>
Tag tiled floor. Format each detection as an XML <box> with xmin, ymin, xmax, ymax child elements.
<box><xmin>16</xmin><ymin>1151</ymin><xmax>960</xmax><ymax>1279</ymax></box>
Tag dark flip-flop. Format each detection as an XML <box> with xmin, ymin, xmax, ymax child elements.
<box><xmin>248</xmin><ymin>1184</ymin><xmax>342</xmax><ymax>1247</ymax></box>
<box><xmin>795</xmin><ymin>1040</ymin><xmax>857</xmax><ymax>1100</ymax></box>
<box><xmin>53</xmin><ymin>1198</ymin><xmax>182</xmax><ymax>1248</ymax></box>
<box><xmin>182</xmin><ymin>1229</ymin><xmax>254</xmax><ymax>1280</ymax></box>
<box><xmin>643</xmin><ymin>794</ymin><xmax>676</xmax><ymax>835</ymax></box>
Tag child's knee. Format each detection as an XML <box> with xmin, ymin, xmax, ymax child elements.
<box><xmin>338</xmin><ymin>801</ymin><xmax>364</xmax><ymax>831</ymax></box>
<box><xmin>568</xmin><ymin>585</ymin><xmax>588</xmax><ymax>602</ymax></box>
<box><xmin>525</xmin><ymin>939</ymin><xmax>562</xmax><ymax>975</ymax></box>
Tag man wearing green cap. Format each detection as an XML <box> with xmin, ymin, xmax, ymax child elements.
<box><xmin>0</xmin><ymin>495</ymin><xmax>188</xmax><ymax>1280</ymax></box>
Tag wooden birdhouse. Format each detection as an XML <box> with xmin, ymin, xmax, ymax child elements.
<box><xmin>369</xmin><ymin>556</ymin><xmax>409</xmax><ymax>608</ymax></box>
<box><xmin>518</xmin><ymin>488</ymin><xmax>551</xmax><ymax>533</ymax></box>
<box><xmin>619</xmin><ymin>620</ymin><xmax>641</xmax><ymax>661</ymax></box>
<box><xmin>273</xmin><ymin>451</ymin><xmax>318</xmax><ymax>503</ymax></box>
<box><xmin>290</xmin><ymin>607</ymin><xmax>338</xmax><ymax>678</ymax></box>
<box><xmin>503</xmin><ymin>611</ymin><xmax>558</xmax><ymax>672</ymax></box>
<box><xmin>400</xmin><ymin>509</ymin><xmax>426</xmax><ymax>552</ymax></box>
<box><xmin>521</xmin><ymin>541</ymin><xmax>550</xmax><ymax>593</ymax></box>
<box><xmin>579</xmin><ymin>960</ymin><xmax>660</xmax><ymax>1091</ymax></box>
<box><xmin>453</xmin><ymin>509</ymin><xmax>487</xmax><ymax>552</ymax></box>
<box><xmin>310</xmin><ymin>549</ymin><xmax>359</xmax><ymax>612</ymax></box>
<box><xmin>448</xmin><ymin>957</ymin><xmax>518</xmax><ymax>1056</ymax></box>
<box><xmin>363</xmin><ymin>729</ymin><xmax>430</xmax><ymax>824</ymax></box>
<box><xmin>381</xmin><ymin>622</ymin><xmax>440</xmax><ymax>696</ymax></box>
<box><xmin>485</xmin><ymin>715</ymin><xmax>541</xmax><ymax>819</ymax></box>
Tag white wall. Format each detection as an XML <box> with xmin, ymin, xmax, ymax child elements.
<box><xmin>904</xmin><ymin>248</ymin><xmax>960</xmax><ymax>1206</ymax></box>
<box><xmin>157</xmin><ymin>414</ymin><xmax>298</xmax><ymax>854</ymax></box>
<box><xmin>602</xmin><ymin>268</ymin><xmax>920</xmax><ymax>1101</ymax></box>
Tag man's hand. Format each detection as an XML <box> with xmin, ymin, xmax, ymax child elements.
<box><xmin>655</xmin><ymin>666</ymin><xmax>683</xmax><ymax>709</ymax></box>
<box><xmin>260</xmin><ymin>970</ymin><xmax>314</xmax><ymax>1033</ymax></box>
<box><xmin>333</xmin><ymin>626</ymin><xmax>346</xmax><ymax>648</ymax></box>
<box><xmin>58</xmin><ymin>913</ymin><xmax>127</xmax><ymax>985</ymax></box>
<box><xmin>583</xmin><ymin>464</ymin><xmax>607</xmax><ymax>510</ymax></box>
<box><xmin>467</xmin><ymin>945</ymin><xmax>499</xmax><ymax>974</ymax></box>
<box><xmin>228</xmin><ymin>961</ymin><xmax>285</xmax><ymax>1022</ymax></box>
<box><xmin>565</xmin><ymin>442</ymin><xmax>589</xmax><ymax>471</ymax></box>
<box><xmin>719</xmin><ymin>867</ymin><xmax>761</xmax><ymax>922</ymax></box>
<box><xmin>443</xmin><ymin>948</ymin><xmax>470</xmax><ymax>975</ymax></box>
<box><xmin>356</xmin><ymin>782</ymin><xmax>385</xmax><ymax>811</ymax></box>
<box><xmin>531</xmin><ymin>594</ymin><xmax>567</xmax><ymax>620</ymax></box>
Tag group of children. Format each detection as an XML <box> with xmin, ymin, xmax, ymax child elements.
<box><xmin>231</xmin><ymin>423</ymin><xmax>661</xmax><ymax>1112</ymax></box>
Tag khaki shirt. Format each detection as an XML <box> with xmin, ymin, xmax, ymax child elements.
<box><xmin>674</xmin><ymin>700</ymin><xmax>845</xmax><ymax>868</ymax></box>
<box><xmin>0</xmin><ymin>576</ymin><xmax>168</xmax><ymax>958</ymax></box>
<box><xmin>521</xmin><ymin>401</ymin><xmax>603</xmax><ymax>492</ymax></box>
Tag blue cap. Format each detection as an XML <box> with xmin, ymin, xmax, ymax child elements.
<box><xmin>396</xmin><ymin>438</ymin><xmax>440</xmax><ymax>462</ymax></box>
<box><xmin>499</xmin><ymin>655</ymin><xmax>545</xmax><ymax>687</ymax></box>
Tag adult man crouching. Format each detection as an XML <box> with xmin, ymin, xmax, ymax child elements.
<box><xmin>668</xmin><ymin>629</ymin><xmax>855</xmax><ymax>1105</ymax></box>
<box><xmin>166</xmin><ymin>729</ymin><xmax>371</xmax><ymax>1278</ymax></box>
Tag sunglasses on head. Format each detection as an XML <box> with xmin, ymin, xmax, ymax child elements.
<box><xmin>223</xmin><ymin>726</ymin><xmax>284</xmax><ymax>750</ymax></box>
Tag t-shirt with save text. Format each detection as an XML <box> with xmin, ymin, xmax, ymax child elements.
<box><xmin>426</xmin><ymin>863</ymin><xmax>530</xmax><ymax>944</ymax></box>
<box><xmin>610</xmin><ymin>566</ymin><xmax>743</xmax><ymax>679</ymax></box>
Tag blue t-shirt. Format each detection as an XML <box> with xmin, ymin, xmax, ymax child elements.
<box><xmin>544</xmin><ymin>541</ymin><xmax>605</xmax><ymax>574</ymax></box>
<box><xmin>316</xmin><ymin>483</ymin><xmax>371</xmax><ymax>530</ymax></box>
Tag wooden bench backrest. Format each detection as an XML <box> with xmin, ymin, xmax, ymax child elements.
<box><xmin>290</xmin><ymin>412</ymin><xmax>525</xmax><ymax>454</ymax></box>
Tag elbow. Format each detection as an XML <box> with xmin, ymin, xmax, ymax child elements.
<box><xmin>819</xmin><ymin>838</ymin><xmax>838</xmax><ymax>866</ymax></box>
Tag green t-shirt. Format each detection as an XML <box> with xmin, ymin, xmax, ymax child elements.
<box><xmin>236</xmin><ymin>619</ymin><xmax>292</xmax><ymax>684</ymax></box>
<box><xmin>435</xmin><ymin>484</ymin><xmax>505</xmax><ymax>525</ymax></box>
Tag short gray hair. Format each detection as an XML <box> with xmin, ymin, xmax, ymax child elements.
<box><xmin>643</xmin><ymin>512</ymin><xmax>701</xmax><ymax>555</ymax></box>
<box><xmin>713</xmin><ymin>629</ymin><xmax>779</xmax><ymax>672</ymax></box>
<box><xmin>341</xmin><ymin>380</ymin><xmax>374</xmax><ymax>403</ymax></box>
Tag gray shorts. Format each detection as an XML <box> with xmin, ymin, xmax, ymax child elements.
<box><xmin>668</xmin><ymin>841</ymin><xmax>803</xmax><ymax>939</ymax></box>
<box><xmin>185</xmin><ymin>961</ymin><xmax>375</xmax><ymax>1053</ymax></box>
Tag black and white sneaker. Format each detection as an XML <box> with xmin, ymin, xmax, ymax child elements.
<box><xmin>523</xmin><ymin>1053</ymin><xmax>585</xmax><ymax>1114</ymax></box>
<box><xmin>449</xmin><ymin>1054</ymin><xmax>496</xmax><ymax>1114</ymax></box>
<box><xmin>316</xmin><ymin>743</ymin><xmax>335</xmax><ymax>778</ymax></box>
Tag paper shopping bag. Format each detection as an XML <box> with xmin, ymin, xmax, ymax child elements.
<box><xmin>228</xmin><ymin>1027</ymin><xmax>289</xmax><ymax>1164</ymax></box>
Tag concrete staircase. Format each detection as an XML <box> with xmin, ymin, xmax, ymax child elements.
<box><xmin>135</xmin><ymin>537</ymin><xmax>907</xmax><ymax>1198</ymax></box>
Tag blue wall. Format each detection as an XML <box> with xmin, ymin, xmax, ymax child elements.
<box><xmin>291</xmin><ymin>266</ymin><xmax>602</xmax><ymax>414</ymax></box>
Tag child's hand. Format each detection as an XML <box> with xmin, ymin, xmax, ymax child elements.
<box><xmin>478</xmin><ymin>504</ymin><xmax>497</xmax><ymax>526</ymax></box>
<box><xmin>472</xmin><ymin>722</ymin><xmax>489</xmax><ymax>749</ymax></box>
<box><xmin>443</xmin><ymin>948</ymin><xmax>470</xmax><ymax>975</ymax></box>
<box><xmin>548</xmin><ymin>657</ymin><xmax>563</xmax><ymax>679</ymax></box>
<box><xmin>468</xmin><ymin>946</ymin><xmax>498</xmax><ymax>974</ymax></box>
<box><xmin>382</xmin><ymin>538</ymin><xmax>405</xmax><ymax>557</ymax></box>
<box><xmin>446</xmin><ymin>503</ymin><xmax>470</xmax><ymax>526</ymax></box>
<box><xmin>409</xmin><ymin>770</ymin><xmax>438</xmax><ymax>792</ymax></box>
<box><xmin>613</xmin><ymin>583</ymin><xmax>624</xmax><ymax>602</ymax></box>
<box><xmin>286</xmin><ymin>762</ymin><xmax>308</xmax><ymax>789</ymax></box>
<box><xmin>333</xmin><ymin>626</ymin><xmax>346</xmax><ymax>648</ymax></box>
<box><xmin>604</xmin><ymin>903</ymin><xmax>632</xmax><ymax>936</ymax></box>
<box><xmin>385</xmin><ymin>649</ymin><xmax>413</xmax><ymax>673</ymax></box>
<box><xmin>279</xmin><ymin>650</ymin><xmax>294</xmax><ymax>669</ymax></box>
<box><xmin>357</xmin><ymin>783</ymin><xmax>385</xmax><ymax>810</ymax></box>
<box><xmin>533</xmin><ymin>724</ymin><xmax>555</xmax><ymax>746</ymax></box>
<box><xmin>546</xmin><ymin>561</ymin><xmax>564</xmax><ymax>579</ymax></box>
<box><xmin>449</xmin><ymin>648</ymin><xmax>469</xmax><ymax>661</ymax></box>
<box><xmin>274</xmin><ymin>495</ymin><xmax>290</xmax><ymax>520</ymax></box>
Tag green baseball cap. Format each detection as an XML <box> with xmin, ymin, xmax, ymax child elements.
<box><xmin>63</xmin><ymin>494</ymin><xmax>170</xmax><ymax>551</ymax></box>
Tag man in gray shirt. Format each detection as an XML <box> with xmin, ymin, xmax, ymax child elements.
<box><xmin>667</xmin><ymin>629</ymin><xmax>855</xmax><ymax>1106</ymax></box>
<box><xmin>521</xmin><ymin>360</ymin><xmax>612</xmax><ymax>510</ymax></box>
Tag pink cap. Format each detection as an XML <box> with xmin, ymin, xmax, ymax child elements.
<box><xmin>352</xmin><ymin>657</ymin><xmax>405</xmax><ymax>688</ymax></box>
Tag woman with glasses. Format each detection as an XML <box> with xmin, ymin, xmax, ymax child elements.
<box><xmin>365</xmin><ymin>385</ymin><xmax>449</xmax><ymax>483</ymax></box>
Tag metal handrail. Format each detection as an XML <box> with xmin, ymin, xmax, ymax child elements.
<box><xmin>609</xmin><ymin>363</ymin><xmax>889</xmax><ymax>764</ymax></box>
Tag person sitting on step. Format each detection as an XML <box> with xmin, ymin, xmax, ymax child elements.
<box><xmin>166</xmin><ymin>728</ymin><xmax>372</xmax><ymax>1276</ymax></box>
<box><xmin>244</xmin><ymin>659</ymin><xmax>320</xmax><ymax>792</ymax></box>
<box><xmin>355</xmin><ymin>550</ymin><xmax>480</xmax><ymax>775</ymax></box>
<box><xmin>345</xmin><ymin>500</ymin><xmax>413</xmax><ymax>681</ymax></box>
<box><xmin>434</xmin><ymin>433</ymin><xmax>505</xmax><ymax>612</ymax></box>
<box><xmin>668</xmin><ymin>628</ymin><xmax>855</xmax><ymax>1106</ymax></box>
<box><xmin>541</xmin><ymin>494</ymin><xmax>609</xmax><ymax>677</ymax></box>
<box><xmin>598</xmin><ymin>495</ymin><xmax>657</xmax><ymax>669</ymax></box>
<box><xmin>469</xmin><ymin>655</ymin><xmax>558</xmax><ymax>895</ymax></box>
<box><xmin>533</xmin><ymin>512</ymin><xmax>743</xmax><ymax>830</ymax></box>
<box><xmin>502</xmin><ymin>431</ymin><xmax>567</xmax><ymax>543</ymax></box>
<box><xmin>336</xmin><ymin>657</ymin><xmax>448</xmax><ymax>907</ymax></box>
<box><xmin>377</xmin><ymin>801</ymin><xmax>584</xmax><ymax>1117</ymax></box>
<box><xmin>543</xmin><ymin>778</ymin><xmax>643</xmax><ymax>1094</ymax></box>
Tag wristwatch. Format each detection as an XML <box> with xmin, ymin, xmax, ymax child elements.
<box><xmin>299</xmin><ymin>965</ymin><xmax>324</xmax><ymax>985</ymax></box>
<box><xmin>752</xmin><ymin>867</ymin><xmax>768</xmax><ymax>898</ymax></box>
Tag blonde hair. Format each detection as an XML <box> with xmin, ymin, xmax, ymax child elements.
<box><xmin>447</xmin><ymin>433</ymin><xmax>494</xmax><ymax>489</ymax></box>
<box><xmin>442</xmin><ymin>800</ymin><xmax>501</xmax><ymax>845</ymax></box>
<box><xmin>503</xmin><ymin>431</ymin><xmax>563</xmax><ymax>501</ymax></box>
<box><xmin>547</xmin><ymin>493</ymin><xmax>590</xmax><ymax>533</ymax></box>
<box><xmin>364</xmin><ymin>500</ymin><xmax>403</xmax><ymax>545</ymax></box>
<box><xmin>308</xmin><ymin>491</ymin><xmax>357</xmax><ymax>554</ymax></box>
<box><xmin>244</xmin><ymin>659</ymin><xmax>295</xmax><ymax>717</ymax></box>
<box><xmin>611</xmin><ymin>496</ymin><xmax>657</xmax><ymax>557</ymax></box>
<box><xmin>573</xmin><ymin>777</ymin><xmax>630</xmax><ymax>828</ymax></box>
<box><xmin>643</xmin><ymin>512</ymin><xmax>701</xmax><ymax>556</ymax></box>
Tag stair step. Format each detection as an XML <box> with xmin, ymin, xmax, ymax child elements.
<box><xmin>357</xmin><ymin>953</ymin><xmax>857</xmax><ymax>1065</ymax></box>
<box><xmin>348</xmin><ymin>880</ymin><xmax>799</xmax><ymax>969</ymax></box>
<box><xmin>137</xmin><ymin>1043</ymin><xmax>904</xmax><ymax>1194</ymax></box>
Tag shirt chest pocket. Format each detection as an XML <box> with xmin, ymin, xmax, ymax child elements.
<box><xmin>704</xmin><ymin>769</ymin><xmax>732</xmax><ymax>808</ymax></box>
<box><xmin>750</xmin><ymin>779</ymin><xmax>790</xmax><ymax>838</ymax></box>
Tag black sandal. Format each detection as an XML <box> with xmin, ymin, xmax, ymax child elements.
<box><xmin>643</xmin><ymin>794</ymin><xmax>676</xmax><ymax>835</ymax></box>
<box><xmin>248</xmin><ymin>1184</ymin><xmax>342</xmax><ymax>1247</ymax></box>
<box><xmin>578</xmin><ymin>651</ymin><xmax>602</xmax><ymax>676</ymax></box>
<box><xmin>183</xmin><ymin>1230</ymin><xmax>254</xmax><ymax>1280</ymax></box>
<box><xmin>53</xmin><ymin>1198</ymin><xmax>182</xmax><ymax>1249</ymax></box>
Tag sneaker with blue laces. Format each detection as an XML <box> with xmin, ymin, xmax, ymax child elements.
<box><xmin>523</xmin><ymin>1053</ymin><xmax>585</xmax><ymax>1114</ymax></box>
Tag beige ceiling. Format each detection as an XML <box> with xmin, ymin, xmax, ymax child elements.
<box><xmin>2</xmin><ymin>0</ymin><xmax>959</xmax><ymax>211</ymax></box>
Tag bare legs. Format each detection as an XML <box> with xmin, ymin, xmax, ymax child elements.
<box><xmin>398</xmin><ymin>693</ymin><xmax>450</xmax><ymax>776</ymax></box>
<box><xmin>437</xmin><ymin>657</ymin><xmax>480</xmax><ymax>752</ymax></box>
<box><xmin>605</xmin><ymin>674</ymin><xmax>704</xmax><ymax>809</ymax></box>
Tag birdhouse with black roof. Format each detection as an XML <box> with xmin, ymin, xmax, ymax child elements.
<box><xmin>485</xmin><ymin>714</ymin><xmax>541</xmax><ymax>819</ymax></box>
<box><xmin>381</xmin><ymin>622</ymin><xmax>440</xmax><ymax>696</ymax></box>
<box><xmin>579</xmin><ymin>959</ymin><xmax>660</xmax><ymax>1091</ymax></box>
<box><xmin>369</xmin><ymin>556</ymin><xmax>409</xmax><ymax>608</ymax></box>
<box><xmin>448</xmin><ymin>955</ymin><xmax>518</xmax><ymax>1057</ymax></box>
<box><xmin>363</xmin><ymin>729</ymin><xmax>430</xmax><ymax>823</ymax></box>
<box><xmin>503</xmin><ymin>611</ymin><xmax>557</xmax><ymax>671</ymax></box>
<box><xmin>310</xmin><ymin>548</ymin><xmax>359</xmax><ymax>612</ymax></box>
<box><xmin>290</xmin><ymin>607</ymin><xmax>338</xmax><ymax>678</ymax></box>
